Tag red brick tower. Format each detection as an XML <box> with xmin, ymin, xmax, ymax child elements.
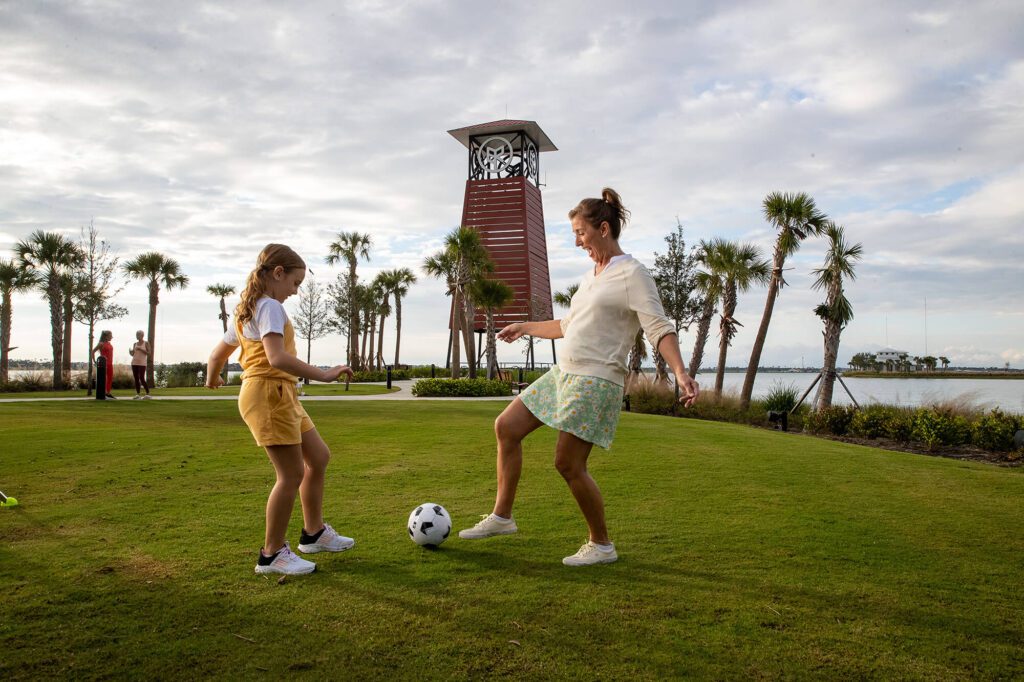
<box><xmin>447</xmin><ymin>120</ymin><xmax>557</xmax><ymax>333</ymax></box>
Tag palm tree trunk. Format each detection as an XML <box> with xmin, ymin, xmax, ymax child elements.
<box><xmin>393</xmin><ymin>297</ymin><xmax>403</xmax><ymax>367</ymax></box>
<box><xmin>463</xmin><ymin>299</ymin><xmax>477</xmax><ymax>379</ymax></box>
<box><xmin>450</xmin><ymin>289</ymin><xmax>462</xmax><ymax>379</ymax></box>
<box><xmin>485</xmin><ymin>310</ymin><xmax>497</xmax><ymax>380</ymax></box>
<box><xmin>48</xmin><ymin>274</ymin><xmax>63</xmax><ymax>390</ymax></box>
<box><xmin>814</xmin><ymin>321</ymin><xmax>842</xmax><ymax>411</ymax></box>
<box><xmin>85</xmin><ymin>323</ymin><xmax>95</xmax><ymax>396</ymax></box>
<box><xmin>219</xmin><ymin>296</ymin><xmax>229</xmax><ymax>383</ymax></box>
<box><xmin>62</xmin><ymin>292</ymin><xmax>73</xmax><ymax>387</ymax></box>
<box><xmin>715</xmin><ymin>283</ymin><xmax>737</xmax><ymax>394</ymax></box>
<box><xmin>376</xmin><ymin>308</ymin><xmax>386</xmax><ymax>370</ymax></box>
<box><xmin>653</xmin><ymin>349</ymin><xmax>668</xmax><ymax>384</ymax></box>
<box><xmin>688</xmin><ymin>298</ymin><xmax>715</xmax><ymax>379</ymax></box>
<box><xmin>0</xmin><ymin>290</ymin><xmax>11</xmax><ymax>384</ymax></box>
<box><xmin>305</xmin><ymin>335</ymin><xmax>312</xmax><ymax>386</ymax></box>
<box><xmin>740</xmin><ymin>247</ymin><xmax>785</xmax><ymax>407</ymax></box>
<box><xmin>147</xmin><ymin>279</ymin><xmax>159</xmax><ymax>388</ymax></box>
<box><xmin>348</xmin><ymin>261</ymin><xmax>359</xmax><ymax>370</ymax></box>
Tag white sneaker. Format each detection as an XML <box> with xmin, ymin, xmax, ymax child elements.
<box><xmin>254</xmin><ymin>541</ymin><xmax>316</xmax><ymax>575</ymax></box>
<box><xmin>133</xmin><ymin>394</ymin><xmax>142</xmax><ymax>400</ymax></box>
<box><xmin>142</xmin><ymin>394</ymin><xmax>152</xmax><ymax>400</ymax></box>
<box><xmin>562</xmin><ymin>541</ymin><xmax>618</xmax><ymax>566</ymax></box>
<box><xmin>297</xmin><ymin>523</ymin><xmax>354</xmax><ymax>553</ymax></box>
<box><xmin>458</xmin><ymin>513</ymin><xmax>518</xmax><ymax>539</ymax></box>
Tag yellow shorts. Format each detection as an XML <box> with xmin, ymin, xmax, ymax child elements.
<box><xmin>238</xmin><ymin>377</ymin><xmax>315</xmax><ymax>447</ymax></box>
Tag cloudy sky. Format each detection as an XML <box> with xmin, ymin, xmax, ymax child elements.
<box><xmin>2</xmin><ymin>0</ymin><xmax>1022</xmax><ymax>371</ymax></box>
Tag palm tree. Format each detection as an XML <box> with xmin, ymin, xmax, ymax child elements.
<box><xmin>626</xmin><ymin>329</ymin><xmax>648</xmax><ymax>392</ymax></box>
<box><xmin>59</xmin><ymin>270</ymin><xmax>82</xmax><ymax>386</ymax></box>
<box><xmin>740</xmin><ymin>192</ymin><xmax>827</xmax><ymax>407</ymax></box>
<box><xmin>810</xmin><ymin>223</ymin><xmax>863</xmax><ymax>411</ymax></box>
<box><xmin>553</xmin><ymin>284</ymin><xmax>579</xmax><ymax>309</ymax></box>
<box><xmin>123</xmin><ymin>252</ymin><xmax>189</xmax><ymax>387</ymax></box>
<box><xmin>325</xmin><ymin>231</ymin><xmax>372</xmax><ymax>370</ymax></box>
<box><xmin>940</xmin><ymin>356</ymin><xmax>950</xmax><ymax>370</ymax></box>
<box><xmin>207</xmin><ymin>284</ymin><xmax>236</xmax><ymax>334</ymax></box>
<box><xmin>470</xmin><ymin>278</ymin><xmax>515</xmax><ymax>380</ymax></box>
<box><xmin>687</xmin><ymin>242</ymin><xmax>722</xmax><ymax>379</ymax></box>
<box><xmin>376</xmin><ymin>268</ymin><xmax>416</xmax><ymax>368</ymax></box>
<box><xmin>15</xmin><ymin>231</ymin><xmax>82</xmax><ymax>389</ymax></box>
<box><xmin>423</xmin><ymin>227</ymin><xmax>493</xmax><ymax>379</ymax></box>
<box><xmin>703</xmin><ymin>238</ymin><xmax>771</xmax><ymax>394</ymax></box>
<box><xmin>0</xmin><ymin>259</ymin><xmax>41</xmax><ymax>384</ymax></box>
<box><xmin>371</xmin><ymin>272</ymin><xmax>393</xmax><ymax>371</ymax></box>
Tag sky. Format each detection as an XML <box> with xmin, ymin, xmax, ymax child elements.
<box><xmin>1</xmin><ymin>0</ymin><xmax>1022</xmax><ymax>370</ymax></box>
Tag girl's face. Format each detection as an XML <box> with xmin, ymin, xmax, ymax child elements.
<box><xmin>268</xmin><ymin>266</ymin><xmax>305</xmax><ymax>302</ymax></box>
<box><xmin>572</xmin><ymin>215</ymin><xmax>612</xmax><ymax>262</ymax></box>
<box><xmin>136</xmin><ymin>332</ymin><xmax>143</xmax><ymax>340</ymax></box>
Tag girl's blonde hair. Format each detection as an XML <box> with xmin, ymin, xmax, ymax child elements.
<box><xmin>568</xmin><ymin>187</ymin><xmax>630</xmax><ymax>239</ymax></box>
<box><xmin>235</xmin><ymin>244</ymin><xmax>306</xmax><ymax>326</ymax></box>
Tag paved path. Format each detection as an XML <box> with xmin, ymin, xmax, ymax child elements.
<box><xmin>0</xmin><ymin>380</ymin><xmax>518</xmax><ymax>403</ymax></box>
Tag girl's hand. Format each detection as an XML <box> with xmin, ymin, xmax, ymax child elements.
<box><xmin>676</xmin><ymin>372</ymin><xmax>700</xmax><ymax>407</ymax></box>
<box><xmin>497</xmin><ymin>322</ymin><xmax>526</xmax><ymax>343</ymax></box>
<box><xmin>321</xmin><ymin>365</ymin><xmax>354</xmax><ymax>383</ymax></box>
<box><xmin>205</xmin><ymin>374</ymin><xmax>224</xmax><ymax>390</ymax></box>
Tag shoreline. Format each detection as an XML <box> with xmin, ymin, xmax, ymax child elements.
<box><xmin>842</xmin><ymin>371</ymin><xmax>1024</xmax><ymax>380</ymax></box>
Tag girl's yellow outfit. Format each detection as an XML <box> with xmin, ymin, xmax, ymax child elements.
<box><xmin>235</xmin><ymin>316</ymin><xmax>314</xmax><ymax>447</ymax></box>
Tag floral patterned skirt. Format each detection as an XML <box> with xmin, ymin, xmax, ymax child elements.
<box><xmin>519</xmin><ymin>366</ymin><xmax>624</xmax><ymax>449</ymax></box>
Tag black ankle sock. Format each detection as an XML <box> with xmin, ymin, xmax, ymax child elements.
<box><xmin>257</xmin><ymin>548</ymin><xmax>280</xmax><ymax>565</ymax></box>
<box><xmin>300</xmin><ymin>527</ymin><xmax>325</xmax><ymax>544</ymax></box>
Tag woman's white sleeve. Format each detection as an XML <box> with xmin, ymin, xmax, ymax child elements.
<box><xmin>627</xmin><ymin>267</ymin><xmax>676</xmax><ymax>349</ymax></box>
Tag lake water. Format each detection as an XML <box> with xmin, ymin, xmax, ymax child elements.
<box><xmin>693</xmin><ymin>371</ymin><xmax>1024</xmax><ymax>413</ymax></box>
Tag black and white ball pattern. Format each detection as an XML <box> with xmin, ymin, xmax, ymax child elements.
<box><xmin>407</xmin><ymin>503</ymin><xmax>452</xmax><ymax>547</ymax></box>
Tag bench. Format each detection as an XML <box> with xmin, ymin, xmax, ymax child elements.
<box><xmin>496</xmin><ymin>368</ymin><xmax>530</xmax><ymax>395</ymax></box>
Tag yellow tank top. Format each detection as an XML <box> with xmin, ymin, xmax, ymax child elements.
<box><xmin>236</xmin><ymin>316</ymin><xmax>299</xmax><ymax>382</ymax></box>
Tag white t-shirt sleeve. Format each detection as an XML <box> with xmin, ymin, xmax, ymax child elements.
<box><xmin>221</xmin><ymin>298</ymin><xmax>288</xmax><ymax>344</ymax></box>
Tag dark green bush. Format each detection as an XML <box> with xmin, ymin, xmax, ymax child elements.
<box><xmin>761</xmin><ymin>381</ymin><xmax>799</xmax><ymax>413</ymax></box>
<box><xmin>850</xmin><ymin>405</ymin><xmax>906</xmax><ymax>439</ymax></box>
<box><xmin>912</xmin><ymin>409</ymin><xmax>971</xmax><ymax>450</ymax></box>
<box><xmin>155</xmin><ymin>362</ymin><xmax>206</xmax><ymax>388</ymax></box>
<box><xmin>411</xmin><ymin>378</ymin><xmax>511</xmax><ymax>398</ymax></box>
<box><xmin>805</xmin><ymin>405</ymin><xmax>857</xmax><ymax>436</ymax></box>
<box><xmin>971</xmin><ymin>409</ymin><xmax>1021</xmax><ymax>451</ymax></box>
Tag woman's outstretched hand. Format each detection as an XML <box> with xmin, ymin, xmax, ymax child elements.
<box><xmin>676</xmin><ymin>372</ymin><xmax>700</xmax><ymax>407</ymax></box>
<box><xmin>321</xmin><ymin>365</ymin><xmax>355</xmax><ymax>383</ymax></box>
<box><xmin>496</xmin><ymin>322</ymin><xmax>526</xmax><ymax>343</ymax></box>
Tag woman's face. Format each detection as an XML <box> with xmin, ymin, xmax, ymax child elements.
<box><xmin>572</xmin><ymin>215</ymin><xmax>610</xmax><ymax>262</ymax></box>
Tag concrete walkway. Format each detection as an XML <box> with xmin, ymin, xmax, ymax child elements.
<box><xmin>0</xmin><ymin>380</ymin><xmax>518</xmax><ymax>403</ymax></box>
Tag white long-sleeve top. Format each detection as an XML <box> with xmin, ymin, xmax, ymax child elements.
<box><xmin>558</xmin><ymin>256</ymin><xmax>677</xmax><ymax>386</ymax></box>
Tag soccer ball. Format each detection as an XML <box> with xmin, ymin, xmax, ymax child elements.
<box><xmin>407</xmin><ymin>503</ymin><xmax>451</xmax><ymax>547</ymax></box>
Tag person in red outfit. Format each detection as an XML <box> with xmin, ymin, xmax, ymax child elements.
<box><xmin>92</xmin><ymin>330</ymin><xmax>115</xmax><ymax>398</ymax></box>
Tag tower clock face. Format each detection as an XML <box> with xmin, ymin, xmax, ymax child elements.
<box><xmin>476</xmin><ymin>136</ymin><xmax>516</xmax><ymax>176</ymax></box>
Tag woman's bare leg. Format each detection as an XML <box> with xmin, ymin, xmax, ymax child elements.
<box><xmin>492</xmin><ymin>397</ymin><xmax>543</xmax><ymax>518</ymax></box>
<box><xmin>263</xmin><ymin>443</ymin><xmax>304</xmax><ymax>554</ymax></box>
<box><xmin>553</xmin><ymin>432</ymin><xmax>609</xmax><ymax>544</ymax></box>
<box><xmin>299</xmin><ymin>428</ymin><xmax>331</xmax><ymax>534</ymax></box>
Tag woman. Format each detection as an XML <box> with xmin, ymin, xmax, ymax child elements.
<box><xmin>92</xmin><ymin>330</ymin><xmax>115</xmax><ymax>399</ymax></box>
<box><xmin>130</xmin><ymin>330</ymin><xmax>151</xmax><ymax>399</ymax></box>
<box><xmin>458</xmin><ymin>188</ymin><xmax>699</xmax><ymax>566</ymax></box>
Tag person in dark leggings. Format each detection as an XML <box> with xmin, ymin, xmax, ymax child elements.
<box><xmin>130</xmin><ymin>330</ymin><xmax>151</xmax><ymax>399</ymax></box>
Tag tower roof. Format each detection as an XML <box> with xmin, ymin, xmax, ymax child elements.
<box><xmin>447</xmin><ymin>119</ymin><xmax>557</xmax><ymax>152</ymax></box>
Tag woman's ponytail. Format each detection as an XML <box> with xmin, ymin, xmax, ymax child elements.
<box><xmin>568</xmin><ymin>187</ymin><xmax>630</xmax><ymax>239</ymax></box>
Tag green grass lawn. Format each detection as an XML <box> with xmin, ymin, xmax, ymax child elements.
<box><xmin>1</xmin><ymin>401</ymin><xmax>1022</xmax><ymax>679</ymax></box>
<box><xmin>0</xmin><ymin>382</ymin><xmax>397</xmax><ymax>400</ymax></box>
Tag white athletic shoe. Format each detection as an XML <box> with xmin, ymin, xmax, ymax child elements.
<box><xmin>142</xmin><ymin>394</ymin><xmax>152</xmax><ymax>400</ymax></box>
<box><xmin>297</xmin><ymin>523</ymin><xmax>355</xmax><ymax>553</ymax></box>
<box><xmin>562</xmin><ymin>541</ymin><xmax>618</xmax><ymax>566</ymax></box>
<box><xmin>133</xmin><ymin>394</ymin><xmax>142</xmax><ymax>400</ymax></box>
<box><xmin>458</xmin><ymin>513</ymin><xmax>518</xmax><ymax>539</ymax></box>
<box><xmin>254</xmin><ymin>541</ymin><xmax>316</xmax><ymax>575</ymax></box>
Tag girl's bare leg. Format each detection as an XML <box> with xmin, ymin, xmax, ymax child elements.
<box><xmin>263</xmin><ymin>443</ymin><xmax>304</xmax><ymax>554</ymax></box>
<box><xmin>299</xmin><ymin>428</ymin><xmax>331</xmax><ymax>533</ymax></box>
<box><xmin>492</xmin><ymin>398</ymin><xmax>543</xmax><ymax>518</ymax></box>
<box><xmin>553</xmin><ymin>432</ymin><xmax>609</xmax><ymax>544</ymax></box>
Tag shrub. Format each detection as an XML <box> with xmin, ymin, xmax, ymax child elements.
<box><xmin>411</xmin><ymin>378</ymin><xmax>511</xmax><ymax>398</ymax></box>
<box><xmin>882</xmin><ymin>409</ymin><xmax>915</xmax><ymax>442</ymax></box>
<box><xmin>761</xmin><ymin>381</ymin><xmax>799</xmax><ymax>414</ymax></box>
<box><xmin>156</xmin><ymin>362</ymin><xmax>206</xmax><ymax>388</ymax></box>
<box><xmin>971</xmin><ymin>409</ymin><xmax>1021</xmax><ymax>451</ymax></box>
<box><xmin>850</xmin><ymin>405</ymin><xmax>906</xmax><ymax>439</ymax></box>
<box><xmin>628</xmin><ymin>376</ymin><xmax>675</xmax><ymax>416</ymax></box>
<box><xmin>912</xmin><ymin>409</ymin><xmax>971</xmax><ymax>450</ymax></box>
<box><xmin>805</xmin><ymin>405</ymin><xmax>856</xmax><ymax>436</ymax></box>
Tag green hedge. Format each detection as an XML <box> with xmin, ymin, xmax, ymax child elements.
<box><xmin>411</xmin><ymin>378</ymin><xmax>511</xmax><ymax>398</ymax></box>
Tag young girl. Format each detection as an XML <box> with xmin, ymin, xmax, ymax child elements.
<box><xmin>129</xmin><ymin>330</ymin><xmax>151</xmax><ymax>399</ymax></box>
<box><xmin>92</xmin><ymin>330</ymin><xmax>115</xmax><ymax>399</ymax></box>
<box><xmin>206</xmin><ymin>244</ymin><xmax>355</xmax><ymax>576</ymax></box>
